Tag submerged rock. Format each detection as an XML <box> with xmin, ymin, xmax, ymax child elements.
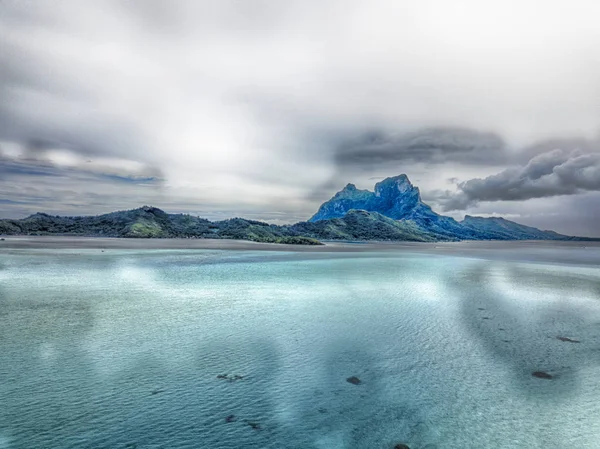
<box><xmin>346</xmin><ymin>376</ymin><xmax>361</xmax><ymax>385</ymax></box>
<box><xmin>394</xmin><ymin>444</ymin><xmax>410</xmax><ymax>449</ymax></box>
<box><xmin>557</xmin><ymin>336</ymin><xmax>580</xmax><ymax>343</ymax></box>
<box><xmin>532</xmin><ymin>371</ymin><xmax>553</xmax><ymax>379</ymax></box>
<box><xmin>225</xmin><ymin>414</ymin><xmax>236</xmax><ymax>423</ymax></box>
<box><xmin>246</xmin><ymin>421</ymin><xmax>261</xmax><ymax>430</ymax></box>
<box><xmin>216</xmin><ymin>374</ymin><xmax>244</xmax><ymax>382</ymax></box>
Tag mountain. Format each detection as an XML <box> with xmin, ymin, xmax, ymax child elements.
<box><xmin>310</xmin><ymin>175</ymin><xmax>421</xmax><ymax>222</ymax></box>
<box><xmin>0</xmin><ymin>206</ymin><xmax>322</xmax><ymax>245</ymax></box>
<box><xmin>0</xmin><ymin>175</ymin><xmax>594</xmax><ymax>243</ymax></box>
<box><xmin>459</xmin><ymin>215</ymin><xmax>567</xmax><ymax>240</ymax></box>
<box><xmin>308</xmin><ymin>174</ymin><xmax>588</xmax><ymax>241</ymax></box>
<box><xmin>292</xmin><ymin>209</ymin><xmax>444</xmax><ymax>242</ymax></box>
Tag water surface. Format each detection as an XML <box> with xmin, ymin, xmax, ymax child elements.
<box><xmin>1</xmin><ymin>241</ymin><xmax>599</xmax><ymax>448</ymax></box>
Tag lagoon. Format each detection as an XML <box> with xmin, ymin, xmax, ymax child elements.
<box><xmin>1</xmin><ymin>239</ymin><xmax>599</xmax><ymax>448</ymax></box>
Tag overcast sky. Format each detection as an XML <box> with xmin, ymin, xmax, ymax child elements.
<box><xmin>1</xmin><ymin>0</ymin><xmax>599</xmax><ymax>236</ymax></box>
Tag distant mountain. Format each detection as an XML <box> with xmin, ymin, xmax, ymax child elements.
<box><xmin>459</xmin><ymin>215</ymin><xmax>567</xmax><ymax>240</ymax></box>
<box><xmin>0</xmin><ymin>175</ymin><xmax>594</xmax><ymax>244</ymax></box>
<box><xmin>0</xmin><ymin>206</ymin><xmax>322</xmax><ymax>245</ymax></box>
<box><xmin>308</xmin><ymin>174</ymin><xmax>589</xmax><ymax>241</ymax></box>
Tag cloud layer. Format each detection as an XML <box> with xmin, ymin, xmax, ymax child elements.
<box><xmin>442</xmin><ymin>145</ymin><xmax>600</xmax><ymax>211</ymax></box>
<box><xmin>335</xmin><ymin>128</ymin><xmax>508</xmax><ymax>167</ymax></box>
<box><xmin>1</xmin><ymin>0</ymin><xmax>599</xmax><ymax>234</ymax></box>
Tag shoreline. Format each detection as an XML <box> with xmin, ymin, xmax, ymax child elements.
<box><xmin>1</xmin><ymin>236</ymin><xmax>600</xmax><ymax>261</ymax></box>
<box><xmin>0</xmin><ymin>235</ymin><xmax>429</xmax><ymax>251</ymax></box>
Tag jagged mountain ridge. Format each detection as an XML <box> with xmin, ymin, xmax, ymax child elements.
<box><xmin>0</xmin><ymin>175</ymin><xmax>594</xmax><ymax>243</ymax></box>
<box><xmin>310</xmin><ymin>175</ymin><xmax>422</xmax><ymax>222</ymax></box>
<box><xmin>309</xmin><ymin>174</ymin><xmax>584</xmax><ymax>241</ymax></box>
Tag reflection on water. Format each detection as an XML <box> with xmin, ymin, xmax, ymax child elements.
<box><xmin>0</xmin><ymin>246</ymin><xmax>599</xmax><ymax>448</ymax></box>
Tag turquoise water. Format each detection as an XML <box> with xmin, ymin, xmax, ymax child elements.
<box><xmin>1</xmin><ymin>247</ymin><xmax>600</xmax><ymax>448</ymax></box>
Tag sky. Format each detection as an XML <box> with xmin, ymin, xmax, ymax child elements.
<box><xmin>1</xmin><ymin>0</ymin><xmax>599</xmax><ymax>236</ymax></box>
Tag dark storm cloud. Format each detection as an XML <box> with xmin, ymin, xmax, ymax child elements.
<box><xmin>334</xmin><ymin>127</ymin><xmax>509</xmax><ymax>167</ymax></box>
<box><xmin>516</xmin><ymin>136</ymin><xmax>600</xmax><ymax>163</ymax></box>
<box><xmin>441</xmin><ymin>148</ymin><xmax>600</xmax><ymax>211</ymax></box>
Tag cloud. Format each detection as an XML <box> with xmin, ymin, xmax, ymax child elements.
<box><xmin>334</xmin><ymin>127</ymin><xmax>508</xmax><ymax>168</ymax></box>
<box><xmin>517</xmin><ymin>136</ymin><xmax>600</xmax><ymax>163</ymax></box>
<box><xmin>441</xmin><ymin>147</ymin><xmax>600</xmax><ymax>210</ymax></box>
<box><xmin>0</xmin><ymin>142</ymin><xmax>164</xmax><ymax>181</ymax></box>
<box><xmin>0</xmin><ymin>143</ymin><xmax>166</xmax><ymax>218</ymax></box>
<box><xmin>1</xmin><ymin>0</ymin><xmax>600</xmax><ymax>235</ymax></box>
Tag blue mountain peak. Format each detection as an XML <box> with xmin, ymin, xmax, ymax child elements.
<box><xmin>374</xmin><ymin>174</ymin><xmax>412</xmax><ymax>194</ymax></box>
<box><xmin>310</xmin><ymin>174</ymin><xmax>423</xmax><ymax>222</ymax></box>
<box><xmin>309</xmin><ymin>174</ymin><xmax>575</xmax><ymax>241</ymax></box>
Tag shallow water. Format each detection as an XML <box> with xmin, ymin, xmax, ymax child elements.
<box><xmin>1</xmin><ymin>244</ymin><xmax>600</xmax><ymax>448</ymax></box>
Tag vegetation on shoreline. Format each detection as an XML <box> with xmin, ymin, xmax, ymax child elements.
<box><xmin>1</xmin><ymin>203</ymin><xmax>595</xmax><ymax>245</ymax></box>
<box><xmin>0</xmin><ymin>206</ymin><xmax>326</xmax><ymax>245</ymax></box>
